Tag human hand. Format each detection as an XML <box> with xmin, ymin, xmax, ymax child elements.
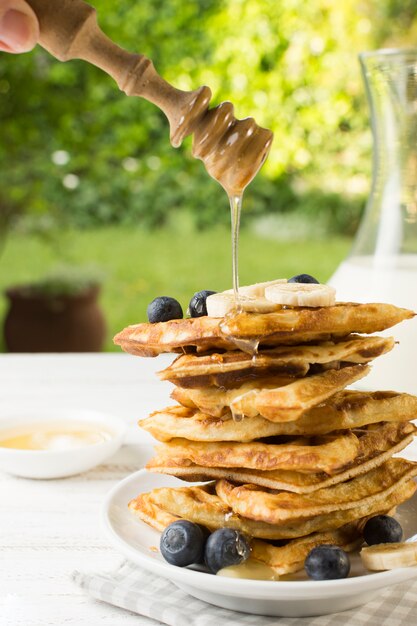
<box><xmin>0</xmin><ymin>0</ymin><xmax>39</xmax><ymax>53</ymax></box>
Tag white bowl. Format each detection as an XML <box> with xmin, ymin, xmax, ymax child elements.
<box><xmin>0</xmin><ymin>408</ymin><xmax>127</xmax><ymax>479</ymax></box>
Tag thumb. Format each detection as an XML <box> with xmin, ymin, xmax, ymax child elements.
<box><xmin>0</xmin><ymin>0</ymin><xmax>39</xmax><ymax>53</ymax></box>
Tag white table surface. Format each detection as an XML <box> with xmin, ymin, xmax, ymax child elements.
<box><xmin>0</xmin><ymin>353</ymin><xmax>174</xmax><ymax>626</ymax></box>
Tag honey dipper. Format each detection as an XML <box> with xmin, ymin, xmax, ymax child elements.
<box><xmin>26</xmin><ymin>0</ymin><xmax>273</xmax><ymax>196</ymax></box>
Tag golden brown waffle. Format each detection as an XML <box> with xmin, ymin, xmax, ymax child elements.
<box><xmin>113</xmin><ymin>302</ymin><xmax>413</xmax><ymax>357</ymax></box>
<box><xmin>147</xmin><ymin>421</ymin><xmax>415</xmax><ymax>478</ymax></box>
<box><xmin>214</xmin><ymin>458</ymin><xmax>417</xmax><ymax>524</ymax></box>
<box><xmin>230</xmin><ymin>365</ymin><xmax>369</xmax><ymax>421</ymax></box>
<box><xmin>141</xmin><ymin>391</ymin><xmax>417</xmax><ymax>442</ymax></box>
<box><xmin>149</xmin><ymin>432</ymin><xmax>361</xmax><ymax>475</ymax></box>
<box><xmin>159</xmin><ymin>335</ymin><xmax>394</xmax><ymax>388</ymax></box>
<box><xmin>115</xmin><ymin>317</ymin><xmax>226</xmax><ymax>357</ymax></box>
<box><xmin>144</xmin><ymin>422</ymin><xmax>416</xmax><ymax>492</ymax></box>
<box><xmin>171</xmin><ymin>365</ymin><xmax>369</xmax><ymax>419</ymax></box>
<box><xmin>129</xmin><ymin>464</ymin><xmax>416</xmax><ymax>539</ymax></box>
<box><xmin>172</xmin><ymin>377</ymin><xmax>295</xmax><ymax>417</ymax></box>
<box><xmin>219</xmin><ymin>304</ymin><xmax>414</xmax><ymax>346</ymax></box>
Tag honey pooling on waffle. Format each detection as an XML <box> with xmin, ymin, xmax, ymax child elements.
<box><xmin>114</xmin><ymin>295</ymin><xmax>417</xmax><ymax>577</ymax></box>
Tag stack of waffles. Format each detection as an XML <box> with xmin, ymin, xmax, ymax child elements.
<box><xmin>114</xmin><ymin>299</ymin><xmax>417</xmax><ymax>576</ymax></box>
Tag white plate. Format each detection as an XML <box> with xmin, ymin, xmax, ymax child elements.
<box><xmin>0</xmin><ymin>407</ymin><xmax>127</xmax><ymax>479</ymax></box>
<box><xmin>102</xmin><ymin>469</ymin><xmax>417</xmax><ymax>618</ymax></box>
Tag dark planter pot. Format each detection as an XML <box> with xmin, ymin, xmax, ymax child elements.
<box><xmin>3</xmin><ymin>285</ymin><xmax>106</xmax><ymax>353</ymax></box>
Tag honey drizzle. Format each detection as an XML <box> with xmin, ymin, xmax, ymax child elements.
<box><xmin>221</xmin><ymin>192</ymin><xmax>259</xmax><ymax>356</ymax></box>
<box><xmin>229</xmin><ymin>193</ymin><xmax>243</xmax><ymax>307</ymax></box>
<box><xmin>231</xmin><ymin>407</ymin><xmax>244</xmax><ymax>423</ymax></box>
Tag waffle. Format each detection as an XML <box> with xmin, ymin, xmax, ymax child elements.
<box><xmin>219</xmin><ymin>305</ymin><xmax>414</xmax><ymax>347</ymax></box>
<box><xmin>214</xmin><ymin>458</ymin><xmax>417</xmax><ymax>524</ymax></box>
<box><xmin>171</xmin><ymin>364</ymin><xmax>369</xmax><ymax>420</ymax></box>
<box><xmin>141</xmin><ymin>391</ymin><xmax>417</xmax><ymax>442</ymax></box>
<box><xmin>114</xmin><ymin>302</ymin><xmax>413</xmax><ymax>357</ymax></box>
<box><xmin>129</xmin><ymin>464</ymin><xmax>416</xmax><ymax>539</ymax></box>
<box><xmin>159</xmin><ymin>335</ymin><xmax>394</xmax><ymax>388</ymax></box>
<box><xmin>147</xmin><ymin>421</ymin><xmax>415</xmax><ymax>477</ymax></box>
<box><xmin>144</xmin><ymin>423</ymin><xmax>416</xmax><ymax>493</ymax></box>
<box><xmin>229</xmin><ymin>364</ymin><xmax>369</xmax><ymax>421</ymax></box>
<box><xmin>172</xmin><ymin>377</ymin><xmax>296</xmax><ymax>417</ymax></box>
<box><xmin>149</xmin><ymin>432</ymin><xmax>361</xmax><ymax>475</ymax></box>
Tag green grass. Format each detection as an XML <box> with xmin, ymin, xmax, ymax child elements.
<box><xmin>0</xmin><ymin>226</ymin><xmax>351</xmax><ymax>351</ymax></box>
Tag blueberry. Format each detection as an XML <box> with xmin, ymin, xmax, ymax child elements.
<box><xmin>188</xmin><ymin>290</ymin><xmax>217</xmax><ymax>317</ymax></box>
<box><xmin>363</xmin><ymin>515</ymin><xmax>403</xmax><ymax>546</ymax></box>
<box><xmin>288</xmin><ymin>274</ymin><xmax>320</xmax><ymax>284</ymax></box>
<box><xmin>204</xmin><ymin>528</ymin><xmax>250</xmax><ymax>574</ymax></box>
<box><xmin>305</xmin><ymin>545</ymin><xmax>350</xmax><ymax>580</ymax></box>
<box><xmin>160</xmin><ymin>520</ymin><xmax>206</xmax><ymax>567</ymax></box>
<box><xmin>147</xmin><ymin>296</ymin><xmax>183</xmax><ymax>323</ymax></box>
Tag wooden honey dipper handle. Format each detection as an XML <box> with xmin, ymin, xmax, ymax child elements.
<box><xmin>26</xmin><ymin>0</ymin><xmax>273</xmax><ymax>195</ymax></box>
<box><xmin>25</xmin><ymin>0</ymin><xmax>211</xmax><ymax>146</ymax></box>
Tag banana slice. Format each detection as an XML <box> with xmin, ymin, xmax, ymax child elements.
<box><xmin>206</xmin><ymin>292</ymin><xmax>280</xmax><ymax>318</ymax></box>
<box><xmin>265</xmin><ymin>283</ymin><xmax>336</xmax><ymax>307</ymax></box>
<box><xmin>206</xmin><ymin>279</ymin><xmax>288</xmax><ymax>317</ymax></box>
<box><xmin>224</xmin><ymin>279</ymin><xmax>287</xmax><ymax>298</ymax></box>
<box><xmin>205</xmin><ymin>279</ymin><xmax>335</xmax><ymax>317</ymax></box>
<box><xmin>360</xmin><ymin>542</ymin><xmax>417</xmax><ymax>571</ymax></box>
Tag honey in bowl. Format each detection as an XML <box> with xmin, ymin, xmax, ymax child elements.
<box><xmin>0</xmin><ymin>421</ymin><xmax>113</xmax><ymax>451</ymax></box>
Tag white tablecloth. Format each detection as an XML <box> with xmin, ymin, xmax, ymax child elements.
<box><xmin>0</xmin><ymin>353</ymin><xmax>172</xmax><ymax>626</ymax></box>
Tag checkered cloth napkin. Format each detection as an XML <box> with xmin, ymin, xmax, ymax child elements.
<box><xmin>73</xmin><ymin>561</ymin><xmax>417</xmax><ymax>626</ymax></box>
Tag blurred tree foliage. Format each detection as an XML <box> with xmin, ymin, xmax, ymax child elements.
<box><xmin>1</xmin><ymin>0</ymin><xmax>416</xmax><ymax>235</ymax></box>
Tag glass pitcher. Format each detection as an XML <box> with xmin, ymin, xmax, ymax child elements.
<box><xmin>330</xmin><ymin>49</ymin><xmax>417</xmax><ymax>393</ymax></box>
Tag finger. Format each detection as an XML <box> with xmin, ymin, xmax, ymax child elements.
<box><xmin>0</xmin><ymin>0</ymin><xmax>39</xmax><ymax>53</ymax></box>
